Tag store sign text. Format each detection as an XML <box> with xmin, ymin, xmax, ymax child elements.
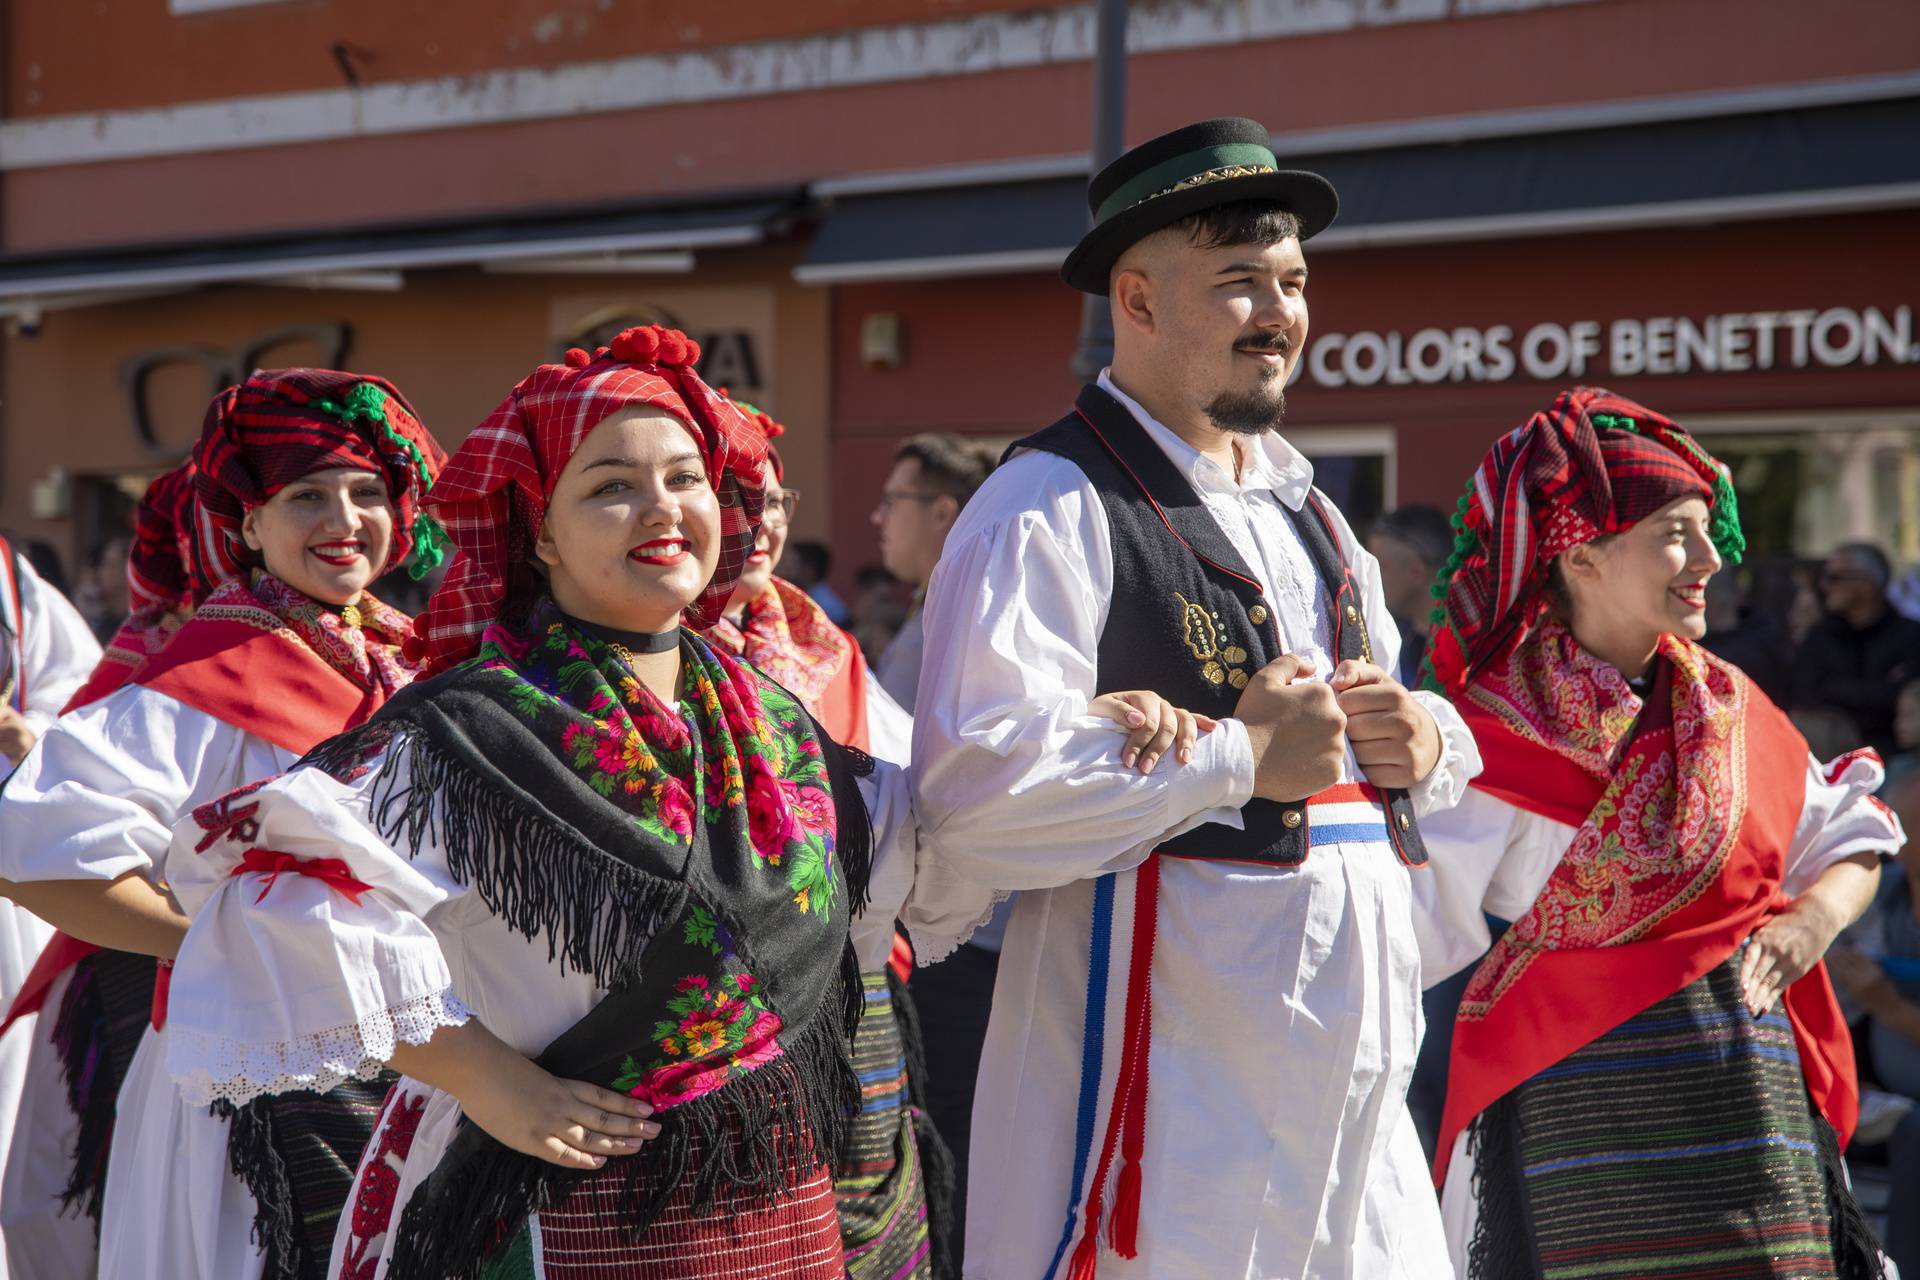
<box><xmin>1306</xmin><ymin>306</ymin><xmax>1915</xmax><ymax>388</ymax></box>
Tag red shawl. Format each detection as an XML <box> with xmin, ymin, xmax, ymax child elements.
<box><xmin>1435</xmin><ymin>621</ymin><xmax>1851</xmax><ymax>1182</ymax></box>
<box><xmin>707</xmin><ymin>577</ymin><xmax>870</xmax><ymax>752</ymax></box>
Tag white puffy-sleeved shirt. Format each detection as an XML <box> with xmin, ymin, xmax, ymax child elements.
<box><xmin>1414</xmin><ymin>747</ymin><xmax>1906</xmax><ymax>1276</ymax></box>
<box><xmin>158</xmin><ymin>734</ymin><xmax>974</xmax><ymax>1277</ymax></box>
<box><xmin>0</xmin><ymin>685</ymin><xmax>297</xmax><ymax>1280</ymax></box>
<box><xmin>910</xmin><ymin>371</ymin><xmax>1481</xmax><ymax>1280</ymax></box>
<box><xmin>0</xmin><ymin>551</ymin><xmax>101</xmax><ymax>1280</ymax></box>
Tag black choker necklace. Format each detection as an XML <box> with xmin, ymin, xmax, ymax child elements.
<box><xmin>567</xmin><ymin>614</ymin><xmax>683</xmax><ymax>658</ymax></box>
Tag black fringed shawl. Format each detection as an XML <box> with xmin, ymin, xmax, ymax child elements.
<box><xmin>300</xmin><ymin>609</ymin><xmax>873</xmax><ymax>1279</ymax></box>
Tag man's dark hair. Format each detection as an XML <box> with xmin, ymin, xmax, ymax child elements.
<box><xmin>1172</xmin><ymin>199</ymin><xmax>1302</xmax><ymax>253</ymax></box>
<box><xmin>894</xmin><ymin>433</ymin><xmax>997</xmax><ymax>508</ymax></box>
<box><xmin>1834</xmin><ymin>542</ymin><xmax>1892</xmax><ymax>590</ymax></box>
<box><xmin>789</xmin><ymin>540</ymin><xmax>831</xmax><ymax>580</ymax></box>
<box><xmin>1371</xmin><ymin>504</ymin><xmax>1454</xmax><ymax>570</ymax></box>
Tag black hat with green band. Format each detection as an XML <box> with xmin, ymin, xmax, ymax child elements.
<box><xmin>1061</xmin><ymin>117</ymin><xmax>1337</xmax><ymax>295</ymax></box>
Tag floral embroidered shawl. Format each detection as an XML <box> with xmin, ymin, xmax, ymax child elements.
<box><xmin>302</xmin><ymin>598</ymin><xmax>872</xmax><ymax>1278</ymax></box>
<box><xmin>707</xmin><ymin>576</ymin><xmax>872</xmax><ymax>750</ymax></box>
<box><xmin>1435</xmin><ymin>617</ymin><xmax>1851</xmax><ymax>1182</ymax></box>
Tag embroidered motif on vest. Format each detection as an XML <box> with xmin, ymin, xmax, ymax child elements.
<box><xmin>1007</xmin><ymin>385</ymin><xmax>1428</xmax><ymax>867</ymax></box>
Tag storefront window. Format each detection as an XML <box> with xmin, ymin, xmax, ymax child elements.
<box><xmin>1290</xmin><ymin>427</ymin><xmax>1392</xmax><ymax>535</ymax></box>
<box><xmin>1694</xmin><ymin>414</ymin><xmax>1920</xmax><ymax>563</ymax></box>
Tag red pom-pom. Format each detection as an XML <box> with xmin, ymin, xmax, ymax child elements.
<box><xmin>656</xmin><ymin>329</ymin><xmax>688</xmax><ymax>366</ymax></box>
<box><xmin>562</xmin><ymin>347</ymin><xmax>592</xmax><ymax>368</ymax></box>
<box><xmin>610</xmin><ymin>326</ymin><xmax>661</xmax><ymax>364</ymax></box>
<box><xmin>755</xmin><ymin>410</ymin><xmax>785</xmax><ymax>440</ymax></box>
<box><xmin>401</xmin><ymin>633</ymin><xmax>426</xmax><ymax>663</ymax></box>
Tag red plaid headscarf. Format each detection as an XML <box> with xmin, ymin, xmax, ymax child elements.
<box><xmin>728</xmin><ymin>395</ymin><xmax>787</xmax><ymax>481</ymax></box>
<box><xmin>128</xmin><ymin>459</ymin><xmax>199</xmax><ymax>614</ymax></box>
<box><xmin>189</xmin><ymin>368</ymin><xmax>447</xmax><ymax>600</ymax></box>
<box><xmin>1424</xmin><ymin>386</ymin><xmax>1743</xmax><ymax>698</ymax></box>
<box><xmin>409</xmin><ymin>325</ymin><xmax>767</xmax><ymax>673</ymax></box>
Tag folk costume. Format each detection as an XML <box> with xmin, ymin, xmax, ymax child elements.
<box><xmin>706</xmin><ymin>402</ymin><xmax>949</xmax><ymax>1279</ymax></box>
<box><xmin>706</xmin><ymin>402</ymin><xmax>911</xmax><ymax>763</ymax></box>
<box><xmin>0</xmin><ymin>458</ymin><xmax>199</xmax><ymax>1280</ymax></box>
<box><xmin>158</xmin><ymin>328</ymin><xmax>980</xmax><ymax>1280</ymax></box>
<box><xmin>0</xmin><ymin>368</ymin><xmax>444</xmax><ymax>1280</ymax></box>
<box><xmin>0</xmin><ymin>539</ymin><xmax>102</xmax><ymax>1280</ymax></box>
<box><xmin>1412</xmin><ymin>387</ymin><xmax>1904</xmax><ymax>1280</ymax></box>
<box><xmin>911</xmin><ymin>119</ymin><xmax>1481</xmax><ymax>1280</ymax></box>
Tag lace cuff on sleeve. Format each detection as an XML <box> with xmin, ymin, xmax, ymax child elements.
<box><xmin>169</xmin><ymin>986</ymin><xmax>473</xmax><ymax>1107</ymax></box>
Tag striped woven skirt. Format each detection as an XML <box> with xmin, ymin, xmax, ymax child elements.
<box><xmin>1466</xmin><ymin>951</ymin><xmax>1881</xmax><ymax>1280</ymax></box>
<box><xmin>836</xmin><ymin>970</ymin><xmax>939</xmax><ymax>1279</ymax></box>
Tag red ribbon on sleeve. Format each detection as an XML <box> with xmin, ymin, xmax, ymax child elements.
<box><xmin>229</xmin><ymin>848</ymin><xmax>373</xmax><ymax>906</ymax></box>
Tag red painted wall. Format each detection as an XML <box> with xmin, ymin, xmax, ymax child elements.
<box><xmin>825</xmin><ymin>210</ymin><xmax>1920</xmax><ymax>576</ymax></box>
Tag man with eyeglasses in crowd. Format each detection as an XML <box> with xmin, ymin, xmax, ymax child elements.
<box><xmin>1795</xmin><ymin>541</ymin><xmax>1920</xmax><ymax>757</ymax></box>
<box><xmin>869</xmin><ymin>433</ymin><xmax>998</xmax><ymax>712</ymax></box>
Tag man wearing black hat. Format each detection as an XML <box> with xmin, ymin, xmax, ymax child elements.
<box><xmin>910</xmin><ymin>119</ymin><xmax>1479</xmax><ymax>1277</ymax></box>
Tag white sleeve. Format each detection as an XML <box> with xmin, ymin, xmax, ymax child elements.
<box><xmin>0</xmin><ymin>687</ymin><xmax>285</xmax><ymax>884</ymax></box>
<box><xmin>1411</xmin><ymin>787</ymin><xmax>1569</xmax><ymax>985</ymax></box>
<box><xmin>163</xmin><ymin>758</ymin><xmax>471</xmax><ymax>1107</ymax></box>
<box><xmin>1783</xmin><ymin>750</ymin><xmax>1907</xmax><ymax>897</ymax></box>
<box><xmin>14</xmin><ymin>556</ymin><xmax>102</xmax><ymax>735</ymax></box>
<box><xmin>908</xmin><ymin>455</ymin><xmax>1254</xmax><ymax>894</ymax></box>
<box><xmin>852</xmin><ymin>757</ymin><xmax>1001</xmax><ymax>971</ymax></box>
<box><xmin>1333</xmin><ymin>503</ymin><xmax>1483</xmax><ymax>813</ymax></box>
<box><xmin>862</xmin><ymin>669</ymin><xmax>914</xmax><ymax>769</ymax></box>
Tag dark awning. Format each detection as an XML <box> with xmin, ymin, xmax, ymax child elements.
<box><xmin>796</xmin><ymin>95</ymin><xmax>1920</xmax><ymax>283</ymax></box>
<box><xmin>0</xmin><ymin>194</ymin><xmax>802</xmax><ymax>300</ymax></box>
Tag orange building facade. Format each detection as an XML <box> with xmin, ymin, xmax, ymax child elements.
<box><xmin>1</xmin><ymin>0</ymin><xmax>1915</xmax><ymax>579</ymax></box>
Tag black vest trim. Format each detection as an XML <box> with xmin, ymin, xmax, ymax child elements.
<box><xmin>1011</xmin><ymin>384</ymin><xmax>1427</xmax><ymax>868</ymax></box>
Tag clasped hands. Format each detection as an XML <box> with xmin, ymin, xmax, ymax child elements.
<box><xmin>1093</xmin><ymin>654</ymin><xmax>1441</xmax><ymax>801</ymax></box>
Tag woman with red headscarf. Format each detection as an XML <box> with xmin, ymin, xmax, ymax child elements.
<box><xmin>155</xmin><ymin>329</ymin><xmax>996</xmax><ymax>1279</ymax></box>
<box><xmin>707</xmin><ymin>400</ymin><xmax>911</xmax><ymax>761</ymax></box>
<box><xmin>0</xmin><ymin>369</ymin><xmax>444</xmax><ymax>1280</ymax></box>
<box><xmin>1412</xmin><ymin>388</ymin><xmax>1903</xmax><ymax>1279</ymax></box>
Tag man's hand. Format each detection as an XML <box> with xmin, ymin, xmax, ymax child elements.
<box><xmin>1234</xmin><ymin>655</ymin><xmax>1347</xmax><ymax>803</ymax></box>
<box><xmin>1330</xmin><ymin>661</ymin><xmax>1440</xmax><ymax>789</ymax></box>
<box><xmin>0</xmin><ymin>706</ymin><xmax>35</xmax><ymax>768</ymax></box>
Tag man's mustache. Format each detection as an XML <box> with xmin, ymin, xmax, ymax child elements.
<box><xmin>1235</xmin><ymin>335</ymin><xmax>1293</xmax><ymax>355</ymax></box>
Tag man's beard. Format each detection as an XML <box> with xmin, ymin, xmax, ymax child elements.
<box><xmin>1206</xmin><ymin>339</ymin><xmax>1290</xmax><ymax>435</ymax></box>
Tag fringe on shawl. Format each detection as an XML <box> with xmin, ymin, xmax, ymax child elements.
<box><xmin>1464</xmin><ymin>1095</ymin><xmax>1541</xmax><ymax>1280</ymax></box>
<box><xmin>888</xmin><ymin>966</ymin><xmax>960</xmax><ymax>1280</ymax></box>
<box><xmin>306</xmin><ymin>728</ymin><xmax>687</xmax><ymax>993</ymax></box>
<box><xmin>1815</xmin><ymin>1112</ymin><xmax>1887</xmax><ymax>1280</ymax></box>
<box><xmin>381</xmin><ymin>983</ymin><xmax>862</xmax><ymax>1280</ymax></box>
<box><xmin>50</xmin><ymin>950</ymin><xmax>157</xmax><ymax>1232</ymax></box>
<box><xmin>303</xmin><ymin>720</ymin><xmax>880</xmax><ymax>1279</ymax></box>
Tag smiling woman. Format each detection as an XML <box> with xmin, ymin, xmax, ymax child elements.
<box><xmin>0</xmin><ymin>368</ymin><xmax>446</xmax><ymax>1280</ymax></box>
<box><xmin>152</xmin><ymin>327</ymin><xmax>994</xmax><ymax>1280</ymax></box>
<box><xmin>1413</xmin><ymin>387</ymin><xmax>1900</xmax><ymax>1280</ymax></box>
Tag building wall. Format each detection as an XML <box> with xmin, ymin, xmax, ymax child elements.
<box><xmin>825</xmin><ymin>210</ymin><xmax>1920</xmax><ymax>571</ymax></box>
<box><xmin>6</xmin><ymin>0</ymin><xmax>1916</xmax><ymax>251</ymax></box>
<box><xmin>0</xmin><ymin>242</ymin><xmax>832</xmax><ymax>563</ymax></box>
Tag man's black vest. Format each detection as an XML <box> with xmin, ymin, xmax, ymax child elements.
<box><xmin>1008</xmin><ymin>385</ymin><xmax>1428</xmax><ymax>868</ymax></box>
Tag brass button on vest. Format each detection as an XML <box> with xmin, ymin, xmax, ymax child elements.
<box><xmin>1344</xmin><ymin>604</ymin><xmax>1359</xmax><ymax>624</ymax></box>
<box><xmin>1249</xmin><ymin>603</ymin><xmax>1270</xmax><ymax>625</ymax></box>
<box><xmin>1281</xmin><ymin>808</ymin><xmax>1303</xmax><ymax>829</ymax></box>
<box><xmin>1398</xmin><ymin>812</ymin><xmax>1411</xmax><ymax>830</ymax></box>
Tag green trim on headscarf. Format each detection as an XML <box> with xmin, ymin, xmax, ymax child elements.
<box><xmin>1589</xmin><ymin>410</ymin><xmax>1746</xmax><ymax>565</ymax></box>
<box><xmin>311</xmin><ymin>382</ymin><xmax>449</xmax><ymax>581</ymax></box>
